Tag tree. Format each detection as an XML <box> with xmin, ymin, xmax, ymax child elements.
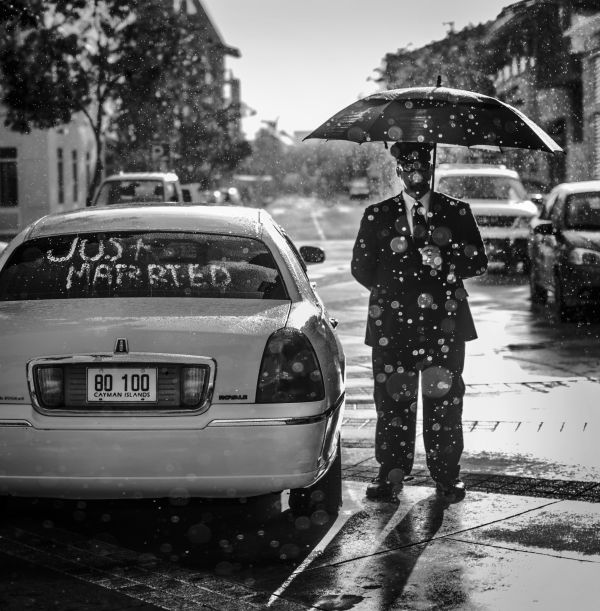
<box><xmin>0</xmin><ymin>0</ymin><xmax>189</xmax><ymax>203</ymax></box>
<box><xmin>378</xmin><ymin>24</ymin><xmax>494</xmax><ymax>94</ymax></box>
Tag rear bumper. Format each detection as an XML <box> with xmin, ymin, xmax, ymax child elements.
<box><xmin>0</xmin><ymin>395</ymin><xmax>345</xmax><ymax>499</ymax></box>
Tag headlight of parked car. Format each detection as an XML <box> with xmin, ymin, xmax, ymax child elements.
<box><xmin>568</xmin><ymin>248</ymin><xmax>600</xmax><ymax>266</ymax></box>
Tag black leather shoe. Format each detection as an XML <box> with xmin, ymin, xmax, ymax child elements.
<box><xmin>435</xmin><ymin>479</ymin><xmax>466</xmax><ymax>502</ymax></box>
<box><xmin>365</xmin><ymin>467</ymin><xmax>404</xmax><ymax>500</ymax></box>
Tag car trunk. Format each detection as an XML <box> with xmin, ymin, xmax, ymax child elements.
<box><xmin>0</xmin><ymin>298</ymin><xmax>291</xmax><ymax>408</ymax></box>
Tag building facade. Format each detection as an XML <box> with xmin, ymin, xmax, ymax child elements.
<box><xmin>0</xmin><ymin>112</ymin><xmax>96</xmax><ymax>240</ymax></box>
<box><xmin>378</xmin><ymin>0</ymin><xmax>600</xmax><ymax>189</ymax></box>
<box><xmin>0</xmin><ymin>0</ymin><xmax>241</xmax><ymax>240</ymax></box>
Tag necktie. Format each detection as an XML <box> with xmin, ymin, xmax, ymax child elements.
<box><xmin>412</xmin><ymin>200</ymin><xmax>428</xmax><ymax>249</ymax></box>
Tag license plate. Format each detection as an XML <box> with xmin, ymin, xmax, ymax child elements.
<box><xmin>87</xmin><ymin>367</ymin><xmax>157</xmax><ymax>402</ymax></box>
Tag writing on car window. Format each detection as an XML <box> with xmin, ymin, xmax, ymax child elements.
<box><xmin>0</xmin><ymin>232</ymin><xmax>288</xmax><ymax>301</ymax></box>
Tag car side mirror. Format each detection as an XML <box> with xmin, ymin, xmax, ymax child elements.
<box><xmin>299</xmin><ymin>245</ymin><xmax>325</xmax><ymax>264</ymax></box>
<box><xmin>533</xmin><ymin>221</ymin><xmax>554</xmax><ymax>236</ymax></box>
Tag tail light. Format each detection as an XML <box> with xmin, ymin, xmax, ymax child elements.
<box><xmin>181</xmin><ymin>366</ymin><xmax>207</xmax><ymax>406</ymax></box>
<box><xmin>35</xmin><ymin>366</ymin><xmax>64</xmax><ymax>407</ymax></box>
<box><xmin>256</xmin><ymin>328</ymin><xmax>324</xmax><ymax>403</ymax></box>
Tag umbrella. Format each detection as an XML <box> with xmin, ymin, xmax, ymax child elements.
<box><xmin>304</xmin><ymin>84</ymin><xmax>563</xmax><ymax>155</ymax></box>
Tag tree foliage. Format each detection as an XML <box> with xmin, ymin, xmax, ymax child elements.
<box><xmin>0</xmin><ymin>0</ymin><xmax>249</xmax><ymax>201</ymax></box>
<box><xmin>377</xmin><ymin>24</ymin><xmax>494</xmax><ymax>95</ymax></box>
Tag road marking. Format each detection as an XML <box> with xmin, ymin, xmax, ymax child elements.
<box><xmin>310</xmin><ymin>209</ymin><xmax>326</xmax><ymax>240</ymax></box>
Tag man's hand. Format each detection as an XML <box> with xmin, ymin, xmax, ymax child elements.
<box><xmin>419</xmin><ymin>245</ymin><xmax>443</xmax><ymax>270</ymax></box>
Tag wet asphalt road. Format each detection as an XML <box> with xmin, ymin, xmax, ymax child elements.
<box><xmin>2</xmin><ymin>195</ymin><xmax>600</xmax><ymax>609</ymax></box>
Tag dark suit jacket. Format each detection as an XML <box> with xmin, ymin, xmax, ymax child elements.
<box><xmin>351</xmin><ymin>191</ymin><xmax>488</xmax><ymax>348</ymax></box>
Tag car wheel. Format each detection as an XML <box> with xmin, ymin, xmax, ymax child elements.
<box><xmin>288</xmin><ymin>440</ymin><xmax>342</xmax><ymax>518</ymax></box>
<box><xmin>529</xmin><ymin>268</ymin><xmax>546</xmax><ymax>305</ymax></box>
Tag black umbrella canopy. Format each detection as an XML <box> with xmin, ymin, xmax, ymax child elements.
<box><xmin>304</xmin><ymin>86</ymin><xmax>563</xmax><ymax>155</ymax></box>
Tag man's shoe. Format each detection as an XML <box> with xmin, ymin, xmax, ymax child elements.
<box><xmin>435</xmin><ymin>479</ymin><xmax>466</xmax><ymax>502</ymax></box>
<box><xmin>366</xmin><ymin>467</ymin><xmax>404</xmax><ymax>500</ymax></box>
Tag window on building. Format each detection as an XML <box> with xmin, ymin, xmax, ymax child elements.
<box><xmin>57</xmin><ymin>148</ymin><xmax>65</xmax><ymax>204</ymax></box>
<box><xmin>72</xmin><ymin>150</ymin><xmax>78</xmax><ymax>204</ymax></box>
<box><xmin>0</xmin><ymin>147</ymin><xmax>18</xmax><ymax>207</ymax></box>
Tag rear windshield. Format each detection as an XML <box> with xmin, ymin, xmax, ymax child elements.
<box><xmin>95</xmin><ymin>180</ymin><xmax>178</xmax><ymax>205</ymax></box>
<box><xmin>437</xmin><ymin>175</ymin><xmax>527</xmax><ymax>201</ymax></box>
<box><xmin>565</xmin><ymin>193</ymin><xmax>600</xmax><ymax>230</ymax></box>
<box><xmin>0</xmin><ymin>232</ymin><xmax>288</xmax><ymax>300</ymax></box>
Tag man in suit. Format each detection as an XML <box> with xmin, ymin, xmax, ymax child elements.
<box><xmin>351</xmin><ymin>141</ymin><xmax>488</xmax><ymax>502</ymax></box>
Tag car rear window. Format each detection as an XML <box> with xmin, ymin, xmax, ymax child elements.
<box><xmin>437</xmin><ymin>175</ymin><xmax>527</xmax><ymax>201</ymax></box>
<box><xmin>95</xmin><ymin>180</ymin><xmax>170</xmax><ymax>205</ymax></box>
<box><xmin>0</xmin><ymin>232</ymin><xmax>288</xmax><ymax>300</ymax></box>
<box><xmin>565</xmin><ymin>193</ymin><xmax>600</xmax><ymax>230</ymax></box>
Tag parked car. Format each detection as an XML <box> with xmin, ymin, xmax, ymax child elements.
<box><xmin>348</xmin><ymin>177</ymin><xmax>370</xmax><ymax>199</ymax></box>
<box><xmin>528</xmin><ymin>180</ymin><xmax>600</xmax><ymax>321</ymax></box>
<box><xmin>0</xmin><ymin>241</ymin><xmax>8</xmax><ymax>256</ymax></box>
<box><xmin>0</xmin><ymin>205</ymin><xmax>345</xmax><ymax>515</ymax></box>
<box><xmin>92</xmin><ymin>172</ymin><xmax>183</xmax><ymax>206</ymax></box>
<box><xmin>435</xmin><ymin>164</ymin><xmax>538</xmax><ymax>272</ymax></box>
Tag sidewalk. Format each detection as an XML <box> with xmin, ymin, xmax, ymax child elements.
<box><xmin>342</xmin><ymin>352</ymin><xmax>600</xmax><ymax>498</ymax></box>
<box><xmin>323</xmin><ymin>359</ymin><xmax>600</xmax><ymax>609</ymax></box>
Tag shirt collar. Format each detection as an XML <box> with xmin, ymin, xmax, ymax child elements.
<box><xmin>402</xmin><ymin>190</ymin><xmax>431</xmax><ymax>212</ymax></box>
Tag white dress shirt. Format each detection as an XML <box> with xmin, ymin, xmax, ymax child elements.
<box><xmin>402</xmin><ymin>190</ymin><xmax>431</xmax><ymax>235</ymax></box>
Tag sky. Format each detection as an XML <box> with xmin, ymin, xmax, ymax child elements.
<box><xmin>202</xmin><ymin>0</ymin><xmax>512</xmax><ymax>139</ymax></box>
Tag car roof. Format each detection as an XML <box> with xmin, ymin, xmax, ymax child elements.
<box><xmin>550</xmin><ymin>180</ymin><xmax>600</xmax><ymax>194</ymax></box>
<box><xmin>102</xmin><ymin>172</ymin><xmax>179</xmax><ymax>182</ymax></box>
<box><xmin>25</xmin><ymin>205</ymin><xmax>267</xmax><ymax>240</ymax></box>
<box><xmin>435</xmin><ymin>165</ymin><xmax>520</xmax><ymax>178</ymax></box>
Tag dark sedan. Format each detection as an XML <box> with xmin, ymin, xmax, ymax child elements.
<box><xmin>528</xmin><ymin>181</ymin><xmax>600</xmax><ymax>320</ymax></box>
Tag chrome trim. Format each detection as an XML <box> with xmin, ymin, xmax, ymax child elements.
<box><xmin>208</xmin><ymin>393</ymin><xmax>345</xmax><ymax>427</ymax></box>
<box><xmin>26</xmin><ymin>352</ymin><xmax>216</xmax><ymax>417</ymax></box>
<box><xmin>0</xmin><ymin>420</ymin><xmax>32</xmax><ymax>427</ymax></box>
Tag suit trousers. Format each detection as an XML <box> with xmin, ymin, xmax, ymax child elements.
<box><xmin>372</xmin><ymin>337</ymin><xmax>466</xmax><ymax>484</ymax></box>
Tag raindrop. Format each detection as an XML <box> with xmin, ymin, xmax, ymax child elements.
<box><xmin>390</xmin><ymin>236</ymin><xmax>408</xmax><ymax>253</ymax></box>
<box><xmin>441</xmin><ymin>318</ymin><xmax>456</xmax><ymax>333</ymax></box>
<box><xmin>369</xmin><ymin>305</ymin><xmax>382</xmax><ymax>318</ymax></box>
<box><xmin>280</xmin><ymin>543</ymin><xmax>301</xmax><ymax>560</ymax></box>
<box><xmin>187</xmin><ymin>523</ymin><xmax>212</xmax><ymax>544</ymax></box>
<box><xmin>388</xmin><ymin>125</ymin><xmax>403</xmax><ymax>140</ymax></box>
<box><xmin>445</xmin><ymin>299</ymin><xmax>458</xmax><ymax>312</ymax></box>
<box><xmin>417</xmin><ymin>293</ymin><xmax>434</xmax><ymax>308</ymax></box>
<box><xmin>295</xmin><ymin>516</ymin><xmax>311</xmax><ymax>530</ymax></box>
<box><xmin>312</xmin><ymin>510</ymin><xmax>330</xmax><ymax>526</ymax></box>
<box><xmin>422</xmin><ymin>366</ymin><xmax>453</xmax><ymax>398</ymax></box>
<box><xmin>347</xmin><ymin>126</ymin><xmax>367</xmax><ymax>142</ymax></box>
<box><xmin>432</xmin><ymin>226</ymin><xmax>452</xmax><ymax>246</ymax></box>
<box><xmin>215</xmin><ymin>561</ymin><xmax>234</xmax><ymax>576</ymax></box>
<box><xmin>464</xmin><ymin>244</ymin><xmax>478</xmax><ymax>258</ymax></box>
<box><xmin>394</xmin><ymin>216</ymin><xmax>410</xmax><ymax>234</ymax></box>
<box><xmin>385</xmin><ymin>371</ymin><xmax>418</xmax><ymax>398</ymax></box>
